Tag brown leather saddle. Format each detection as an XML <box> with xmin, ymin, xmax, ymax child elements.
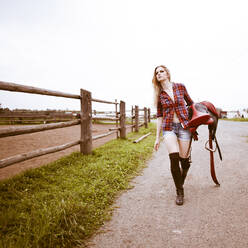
<box><xmin>187</xmin><ymin>101</ymin><xmax>222</xmax><ymax>185</ymax></box>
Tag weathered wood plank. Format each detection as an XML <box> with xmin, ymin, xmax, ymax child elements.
<box><xmin>92</xmin><ymin>117</ymin><xmax>119</xmax><ymax>121</ymax></box>
<box><xmin>131</xmin><ymin>106</ymin><xmax>134</xmax><ymax>132</ymax></box>
<box><xmin>108</xmin><ymin>127</ymin><xmax>120</xmax><ymax>131</ymax></box>
<box><xmin>0</xmin><ymin>81</ymin><xmax>80</xmax><ymax>99</ymax></box>
<box><xmin>92</xmin><ymin>130</ymin><xmax>117</xmax><ymax>140</ymax></box>
<box><xmin>133</xmin><ymin>132</ymin><xmax>151</xmax><ymax>143</ymax></box>
<box><xmin>115</xmin><ymin>99</ymin><xmax>119</xmax><ymax>138</ymax></box>
<box><xmin>80</xmin><ymin>89</ymin><xmax>92</xmax><ymax>154</ymax></box>
<box><xmin>0</xmin><ymin>120</ymin><xmax>80</xmax><ymax>138</ymax></box>
<box><xmin>92</xmin><ymin>98</ymin><xmax>117</xmax><ymax>105</ymax></box>
<box><xmin>135</xmin><ymin>105</ymin><xmax>139</xmax><ymax>132</ymax></box>
<box><xmin>148</xmin><ymin>108</ymin><xmax>151</xmax><ymax>122</ymax></box>
<box><xmin>120</xmin><ymin>101</ymin><xmax>126</xmax><ymax>138</ymax></box>
<box><xmin>0</xmin><ymin>140</ymin><xmax>80</xmax><ymax>168</ymax></box>
<box><xmin>144</xmin><ymin>107</ymin><xmax>148</xmax><ymax>128</ymax></box>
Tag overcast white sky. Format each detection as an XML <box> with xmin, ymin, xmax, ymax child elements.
<box><xmin>0</xmin><ymin>0</ymin><xmax>247</xmax><ymax>112</ymax></box>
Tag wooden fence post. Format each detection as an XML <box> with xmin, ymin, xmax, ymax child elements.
<box><xmin>144</xmin><ymin>107</ymin><xmax>148</xmax><ymax>128</ymax></box>
<box><xmin>115</xmin><ymin>99</ymin><xmax>119</xmax><ymax>138</ymax></box>
<box><xmin>135</xmin><ymin>105</ymin><xmax>139</xmax><ymax>132</ymax></box>
<box><xmin>148</xmin><ymin>108</ymin><xmax>151</xmax><ymax>123</ymax></box>
<box><xmin>120</xmin><ymin>101</ymin><xmax>126</xmax><ymax>138</ymax></box>
<box><xmin>131</xmin><ymin>105</ymin><xmax>134</xmax><ymax>132</ymax></box>
<box><xmin>80</xmin><ymin>89</ymin><xmax>92</xmax><ymax>154</ymax></box>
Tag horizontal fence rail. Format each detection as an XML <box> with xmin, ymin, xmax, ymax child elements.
<box><xmin>0</xmin><ymin>81</ymin><xmax>80</xmax><ymax>99</ymax></box>
<box><xmin>92</xmin><ymin>117</ymin><xmax>119</xmax><ymax>121</ymax></box>
<box><xmin>91</xmin><ymin>98</ymin><xmax>117</xmax><ymax>105</ymax></box>
<box><xmin>0</xmin><ymin>140</ymin><xmax>81</xmax><ymax>169</ymax></box>
<box><xmin>0</xmin><ymin>120</ymin><xmax>80</xmax><ymax>138</ymax></box>
<box><xmin>0</xmin><ymin>111</ymin><xmax>79</xmax><ymax>125</ymax></box>
<box><xmin>0</xmin><ymin>81</ymin><xmax>151</xmax><ymax>168</ymax></box>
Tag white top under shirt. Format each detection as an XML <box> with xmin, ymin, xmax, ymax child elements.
<box><xmin>165</xmin><ymin>88</ymin><xmax>180</xmax><ymax>123</ymax></box>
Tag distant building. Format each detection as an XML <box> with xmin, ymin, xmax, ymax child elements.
<box><xmin>220</xmin><ymin>110</ymin><xmax>248</xmax><ymax>118</ymax></box>
<box><xmin>239</xmin><ymin>110</ymin><xmax>248</xmax><ymax>118</ymax></box>
<box><xmin>220</xmin><ymin>111</ymin><xmax>227</xmax><ymax>118</ymax></box>
<box><xmin>227</xmin><ymin>110</ymin><xmax>240</xmax><ymax>118</ymax></box>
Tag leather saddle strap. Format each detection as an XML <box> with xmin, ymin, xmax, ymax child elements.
<box><xmin>215</xmin><ymin>136</ymin><xmax>222</xmax><ymax>161</ymax></box>
<box><xmin>209</xmin><ymin>131</ymin><xmax>220</xmax><ymax>186</ymax></box>
<box><xmin>186</xmin><ymin>136</ymin><xmax>193</xmax><ymax>159</ymax></box>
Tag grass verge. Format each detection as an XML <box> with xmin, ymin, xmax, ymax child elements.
<box><xmin>0</xmin><ymin>123</ymin><xmax>156</xmax><ymax>248</ymax></box>
<box><xmin>221</xmin><ymin>118</ymin><xmax>248</xmax><ymax>122</ymax></box>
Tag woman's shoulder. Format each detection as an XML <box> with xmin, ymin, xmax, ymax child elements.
<box><xmin>173</xmin><ymin>82</ymin><xmax>186</xmax><ymax>88</ymax></box>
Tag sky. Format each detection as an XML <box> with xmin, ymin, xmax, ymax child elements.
<box><xmin>0</xmin><ymin>0</ymin><xmax>247</xmax><ymax>112</ymax></box>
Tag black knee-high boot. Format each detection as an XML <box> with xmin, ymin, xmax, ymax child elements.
<box><xmin>180</xmin><ymin>157</ymin><xmax>191</xmax><ymax>185</ymax></box>
<box><xmin>169</xmin><ymin>152</ymin><xmax>184</xmax><ymax>205</ymax></box>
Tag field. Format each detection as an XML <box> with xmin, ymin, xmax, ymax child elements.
<box><xmin>0</xmin><ymin>123</ymin><xmax>132</xmax><ymax>180</ymax></box>
<box><xmin>0</xmin><ymin>124</ymin><xmax>155</xmax><ymax>248</ymax></box>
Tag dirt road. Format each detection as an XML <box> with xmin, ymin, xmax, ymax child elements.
<box><xmin>87</xmin><ymin>120</ymin><xmax>248</xmax><ymax>248</ymax></box>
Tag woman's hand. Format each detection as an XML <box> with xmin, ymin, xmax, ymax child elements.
<box><xmin>154</xmin><ymin>138</ymin><xmax>160</xmax><ymax>151</ymax></box>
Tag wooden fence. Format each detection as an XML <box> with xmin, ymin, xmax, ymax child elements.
<box><xmin>0</xmin><ymin>110</ymin><xmax>79</xmax><ymax>124</ymax></box>
<box><xmin>131</xmin><ymin>106</ymin><xmax>150</xmax><ymax>132</ymax></box>
<box><xmin>0</xmin><ymin>81</ymin><xmax>150</xmax><ymax>169</ymax></box>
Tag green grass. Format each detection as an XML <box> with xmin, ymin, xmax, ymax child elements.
<box><xmin>222</xmin><ymin>118</ymin><xmax>248</xmax><ymax>122</ymax></box>
<box><xmin>0</xmin><ymin>124</ymin><xmax>156</xmax><ymax>248</ymax></box>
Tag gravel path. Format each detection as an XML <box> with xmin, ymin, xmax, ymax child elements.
<box><xmin>87</xmin><ymin>120</ymin><xmax>248</xmax><ymax>248</ymax></box>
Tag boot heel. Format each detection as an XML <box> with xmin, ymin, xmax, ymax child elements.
<box><xmin>176</xmin><ymin>189</ymin><xmax>184</xmax><ymax>205</ymax></box>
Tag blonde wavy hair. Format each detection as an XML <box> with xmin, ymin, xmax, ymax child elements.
<box><xmin>152</xmin><ymin>65</ymin><xmax>171</xmax><ymax>107</ymax></box>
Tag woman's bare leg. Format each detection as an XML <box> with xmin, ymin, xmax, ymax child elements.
<box><xmin>178</xmin><ymin>139</ymin><xmax>191</xmax><ymax>158</ymax></box>
<box><xmin>163</xmin><ymin>133</ymin><xmax>179</xmax><ymax>154</ymax></box>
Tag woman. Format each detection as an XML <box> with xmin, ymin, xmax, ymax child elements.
<box><xmin>153</xmin><ymin>65</ymin><xmax>193</xmax><ymax>206</ymax></box>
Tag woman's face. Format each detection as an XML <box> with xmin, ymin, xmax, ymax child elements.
<box><xmin>155</xmin><ymin>66</ymin><xmax>169</xmax><ymax>82</ymax></box>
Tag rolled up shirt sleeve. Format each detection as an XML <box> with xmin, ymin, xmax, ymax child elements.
<box><xmin>183</xmin><ymin>84</ymin><xmax>194</xmax><ymax>106</ymax></box>
<box><xmin>156</xmin><ymin>99</ymin><xmax>163</xmax><ymax>118</ymax></box>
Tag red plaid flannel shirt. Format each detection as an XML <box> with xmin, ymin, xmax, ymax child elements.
<box><xmin>157</xmin><ymin>83</ymin><xmax>194</xmax><ymax>131</ymax></box>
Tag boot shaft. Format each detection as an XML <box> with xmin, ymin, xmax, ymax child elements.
<box><xmin>169</xmin><ymin>153</ymin><xmax>183</xmax><ymax>190</ymax></box>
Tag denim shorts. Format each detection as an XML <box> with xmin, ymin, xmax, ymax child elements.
<box><xmin>163</xmin><ymin>122</ymin><xmax>192</xmax><ymax>141</ymax></box>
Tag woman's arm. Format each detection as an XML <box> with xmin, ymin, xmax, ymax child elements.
<box><xmin>154</xmin><ymin>117</ymin><xmax>162</xmax><ymax>151</ymax></box>
<box><xmin>183</xmin><ymin>84</ymin><xmax>194</xmax><ymax>106</ymax></box>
